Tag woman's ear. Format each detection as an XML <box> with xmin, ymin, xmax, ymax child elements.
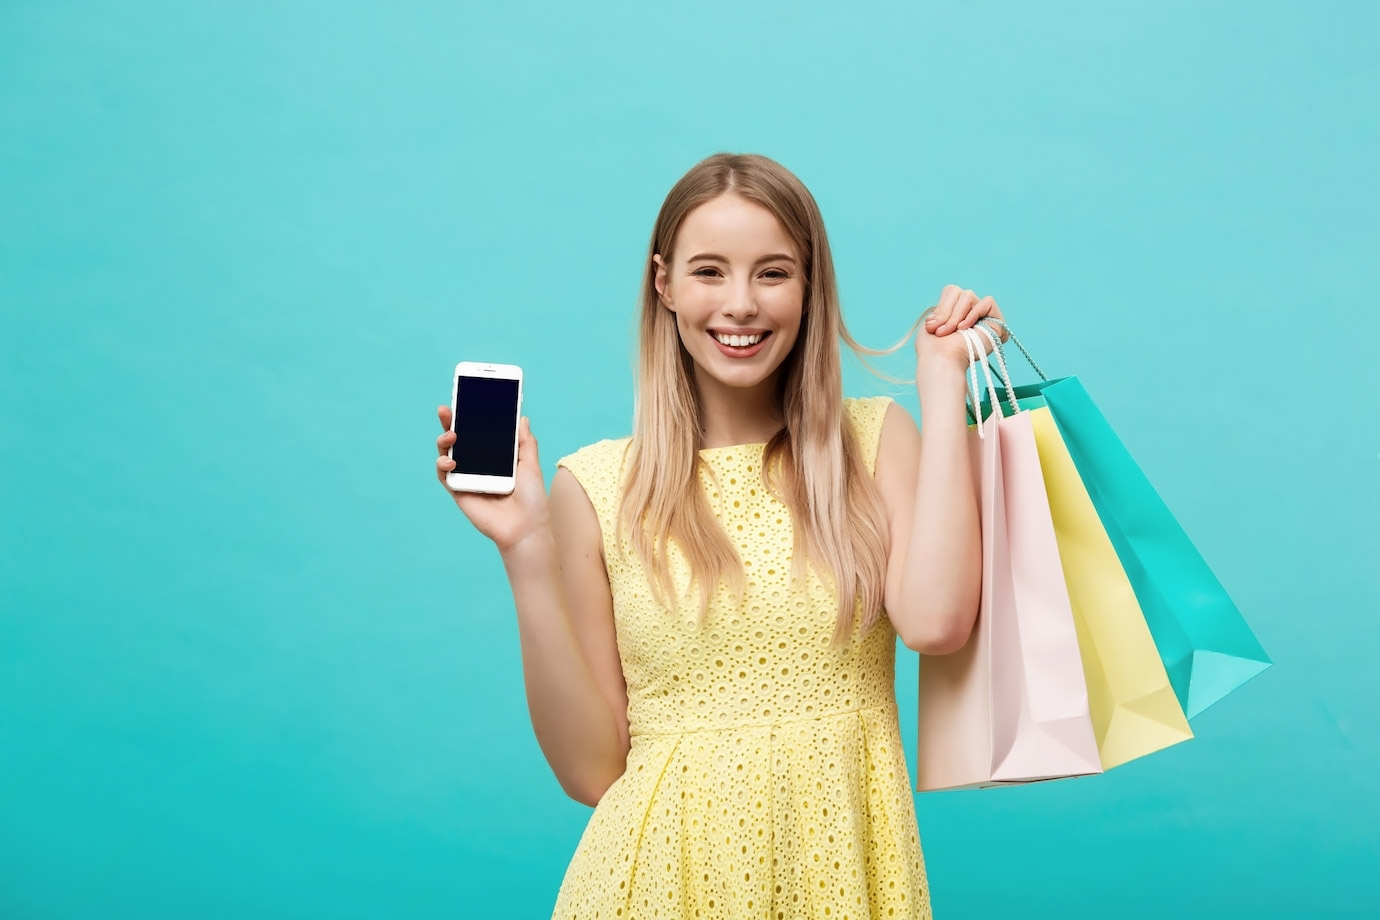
<box><xmin>652</xmin><ymin>253</ymin><xmax>673</xmax><ymax>310</ymax></box>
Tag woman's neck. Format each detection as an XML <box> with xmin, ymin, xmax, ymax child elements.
<box><xmin>693</xmin><ymin>368</ymin><xmax>785</xmax><ymax>449</ymax></box>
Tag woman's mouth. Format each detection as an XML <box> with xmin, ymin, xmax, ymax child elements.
<box><xmin>708</xmin><ymin>330</ymin><xmax>771</xmax><ymax>358</ymax></box>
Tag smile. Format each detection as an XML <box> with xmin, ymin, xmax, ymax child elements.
<box><xmin>711</xmin><ymin>331</ymin><xmax>766</xmax><ymax>347</ymax></box>
<box><xmin>708</xmin><ymin>330</ymin><xmax>771</xmax><ymax>357</ymax></box>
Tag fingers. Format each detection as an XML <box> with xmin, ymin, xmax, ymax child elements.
<box><xmin>920</xmin><ymin>286</ymin><xmax>949</xmax><ymax>330</ymax></box>
<box><xmin>988</xmin><ymin>310</ymin><xmax>1010</xmax><ymax>342</ymax></box>
<box><xmin>973</xmin><ymin>311</ymin><xmax>1008</xmax><ymax>343</ymax></box>
<box><xmin>924</xmin><ymin>289</ymin><xmax>1008</xmax><ymax>341</ymax></box>
<box><xmin>924</xmin><ymin>285</ymin><xmax>960</xmax><ymax>333</ymax></box>
<box><xmin>925</xmin><ymin>286</ymin><xmax>978</xmax><ymax>335</ymax></box>
<box><xmin>920</xmin><ymin>287</ymin><xmax>949</xmax><ymax>329</ymax></box>
<box><xmin>517</xmin><ymin>416</ymin><xmax>540</xmax><ymax>469</ymax></box>
<box><xmin>955</xmin><ymin>296</ymin><xmax>996</xmax><ymax>333</ymax></box>
<box><xmin>967</xmin><ymin>322</ymin><xmax>999</xmax><ymax>357</ymax></box>
<box><xmin>437</xmin><ymin>406</ymin><xmax>456</xmax><ymax>480</ymax></box>
<box><xmin>437</xmin><ymin>426</ymin><xmax>456</xmax><ymax>457</ymax></box>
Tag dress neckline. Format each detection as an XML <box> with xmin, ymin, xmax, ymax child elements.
<box><xmin>697</xmin><ymin>441</ymin><xmax>767</xmax><ymax>455</ymax></box>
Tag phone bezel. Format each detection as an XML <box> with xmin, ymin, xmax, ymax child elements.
<box><xmin>446</xmin><ymin>361</ymin><xmax>523</xmax><ymax>495</ymax></box>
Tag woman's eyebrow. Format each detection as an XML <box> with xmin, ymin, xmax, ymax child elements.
<box><xmin>686</xmin><ymin>252</ymin><xmax>798</xmax><ymax>265</ymax></box>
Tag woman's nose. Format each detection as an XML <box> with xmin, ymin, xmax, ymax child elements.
<box><xmin>723</xmin><ymin>283</ymin><xmax>758</xmax><ymax>318</ymax></box>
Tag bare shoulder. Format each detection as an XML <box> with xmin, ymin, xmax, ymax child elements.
<box><xmin>549</xmin><ymin>435</ymin><xmax>633</xmax><ymax>561</ymax></box>
<box><xmin>871</xmin><ymin>401</ymin><xmax>920</xmax><ymax>520</ymax></box>
<box><xmin>875</xmin><ymin>401</ymin><xmax>921</xmax><ymax>472</ymax></box>
<box><xmin>549</xmin><ymin>465</ymin><xmax>603</xmax><ymax>561</ymax></box>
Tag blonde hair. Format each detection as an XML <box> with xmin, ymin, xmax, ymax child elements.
<box><xmin>617</xmin><ymin>152</ymin><xmax>914</xmax><ymax>647</ymax></box>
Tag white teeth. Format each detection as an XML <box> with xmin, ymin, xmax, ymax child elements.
<box><xmin>713</xmin><ymin>332</ymin><xmax>764</xmax><ymax>347</ymax></box>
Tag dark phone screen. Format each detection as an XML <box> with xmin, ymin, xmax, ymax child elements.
<box><xmin>451</xmin><ymin>375</ymin><xmax>520</xmax><ymax>477</ymax></box>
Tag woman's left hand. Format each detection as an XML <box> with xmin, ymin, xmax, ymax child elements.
<box><xmin>914</xmin><ymin>284</ymin><xmax>1009</xmax><ymax>376</ymax></box>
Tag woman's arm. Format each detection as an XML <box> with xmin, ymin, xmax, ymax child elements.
<box><xmin>873</xmin><ymin>373</ymin><xmax>981</xmax><ymax>655</ymax></box>
<box><xmin>873</xmin><ymin>285</ymin><xmax>1004</xmax><ymax>654</ymax></box>
<box><xmin>437</xmin><ymin>409</ymin><xmax>629</xmax><ymax>807</ymax></box>
<box><xmin>502</xmin><ymin>468</ymin><xmax>631</xmax><ymax>807</ymax></box>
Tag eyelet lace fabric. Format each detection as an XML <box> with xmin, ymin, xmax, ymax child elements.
<box><xmin>551</xmin><ymin>396</ymin><xmax>931</xmax><ymax>920</ymax></box>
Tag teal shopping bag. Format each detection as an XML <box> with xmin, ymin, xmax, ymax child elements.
<box><xmin>971</xmin><ymin>320</ymin><xmax>1271</xmax><ymax>719</ymax></box>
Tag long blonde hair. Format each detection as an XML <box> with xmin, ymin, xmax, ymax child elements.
<box><xmin>617</xmin><ymin>153</ymin><xmax>910</xmax><ymax>647</ymax></box>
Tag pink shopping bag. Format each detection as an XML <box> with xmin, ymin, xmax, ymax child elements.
<box><xmin>915</xmin><ymin>326</ymin><xmax>1103</xmax><ymax>791</ymax></box>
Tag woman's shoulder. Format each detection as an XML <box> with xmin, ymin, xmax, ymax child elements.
<box><xmin>555</xmin><ymin>435</ymin><xmax>634</xmax><ymax>482</ymax></box>
<box><xmin>843</xmin><ymin>394</ymin><xmax>896</xmax><ymax>412</ymax></box>
<box><xmin>844</xmin><ymin>394</ymin><xmax>899</xmax><ymax>474</ymax></box>
<box><xmin>843</xmin><ymin>394</ymin><xmax>897</xmax><ymax>431</ymax></box>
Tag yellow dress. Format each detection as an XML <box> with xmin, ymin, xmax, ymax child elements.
<box><xmin>551</xmin><ymin>396</ymin><xmax>931</xmax><ymax>920</ymax></box>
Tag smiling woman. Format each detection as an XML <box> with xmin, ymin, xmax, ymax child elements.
<box><xmin>652</xmin><ymin>195</ymin><xmax>806</xmax><ymax>442</ymax></box>
<box><xmin>437</xmin><ymin>151</ymin><xmax>1009</xmax><ymax>919</ymax></box>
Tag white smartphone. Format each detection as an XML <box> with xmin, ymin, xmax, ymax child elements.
<box><xmin>446</xmin><ymin>361</ymin><xmax>524</xmax><ymax>495</ymax></box>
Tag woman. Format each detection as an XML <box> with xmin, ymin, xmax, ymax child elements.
<box><xmin>435</xmin><ymin>152</ymin><xmax>1006</xmax><ymax>918</ymax></box>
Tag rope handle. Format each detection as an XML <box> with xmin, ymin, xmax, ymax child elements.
<box><xmin>970</xmin><ymin>323</ymin><xmax>1019</xmax><ymax>415</ymax></box>
<box><xmin>959</xmin><ymin>326</ymin><xmax>987</xmax><ymax>437</ymax></box>
<box><xmin>976</xmin><ymin>316</ymin><xmax>1048</xmax><ymax>383</ymax></box>
<box><xmin>959</xmin><ymin>327</ymin><xmax>1014</xmax><ymax>437</ymax></box>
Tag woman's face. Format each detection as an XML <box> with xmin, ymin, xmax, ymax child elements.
<box><xmin>654</xmin><ymin>193</ymin><xmax>805</xmax><ymax>394</ymax></box>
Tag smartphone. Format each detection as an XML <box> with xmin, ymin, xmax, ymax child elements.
<box><xmin>446</xmin><ymin>361</ymin><xmax>523</xmax><ymax>494</ymax></box>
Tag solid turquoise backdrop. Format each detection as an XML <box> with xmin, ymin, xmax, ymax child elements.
<box><xmin>2</xmin><ymin>1</ymin><xmax>1376</xmax><ymax>917</ymax></box>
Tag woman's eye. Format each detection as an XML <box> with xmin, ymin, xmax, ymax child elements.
<box><xmin>762</xmin><ymin>269</ymin><xmax>789</xmax><ymax>279</ymax></box>
<box><xmin>692</xmin><ymin>268</ymin><xmax>720</xmax><ymax>277</ymax></box>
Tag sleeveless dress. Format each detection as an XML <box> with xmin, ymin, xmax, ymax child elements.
<box><xmin>551</xmin><ymin>396</ymin><xmax>932</xmax><ymax>920</ymax></box>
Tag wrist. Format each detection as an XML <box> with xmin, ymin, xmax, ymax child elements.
<box><xmin>915</xmin><ymin>360</ymin><xmax>969</xmax><ymax>401</ymax></box>
<box><xmin>498</xmin><ymin>520</ymin><xmax>555</xmax><ymax>567</ymax></box>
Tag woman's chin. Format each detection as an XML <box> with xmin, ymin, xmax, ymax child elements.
<box><xmin>697</xmin><ymin>359</ymin><xmax>781</xmax><ymax>390</ymax></box>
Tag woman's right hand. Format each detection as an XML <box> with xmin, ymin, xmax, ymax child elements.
<box><xmin>436</xmin><ymin>406</ymin><xmax>551</xmax><ymax>553</ymax></box>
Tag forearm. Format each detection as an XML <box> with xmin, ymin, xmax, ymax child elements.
<box><xmin>895</xmin><ymin>367</ymin><xmax>982</xmax><ymax>653</ymax></box>
<box><xmin>500</xmin><ymin>528</ymin><xmax>627</xmax><ymax>803</ymax></box>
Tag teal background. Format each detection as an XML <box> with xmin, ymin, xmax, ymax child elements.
<box><xmin>3</xmin><ymin>0</ymin><xmax>1376</xmax><ymax>917</ymax></box>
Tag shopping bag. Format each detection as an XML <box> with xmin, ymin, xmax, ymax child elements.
<box><xmin>915</xmin><ymin>327</ymin><xmax>1103</xmax><ymax>792</ymax></box>
<box><xmin>971</xmin><ymin>331</ymin><xmax>1197</xmax><ymax>772</ymax></box>
<box><xmin>975</xmin><ymin>318</ymin><xmax>1272</xmax><ymax>719</ymax></box>
<box><xmin>1027</xmin><ymin>407</ymin><xmax>1194</xmax><ymax>767</ymax></box>
<box><xmin>970</xmin><ymin>329</ymin><xmax>1192</xmax><ymax>768</ymax></box>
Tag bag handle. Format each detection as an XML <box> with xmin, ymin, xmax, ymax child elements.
<box><xmin>977</xmin><ymin>316</ymin><xmax>1049</xmax><ymax>383</ymax></box>
<box><xmin>961</xmin><ymin>324</ymin><xmax>1019</xmax><ymax>426</ymax></box>
<box><xmin>960</xmin><ymin>327</ymin><xmax>1015</xmax><ymax>438</ymax></box>
<box><xmin>959</xmin><ymin>326</ymin><xmax>988</xmax><ymax>436</ymax></box>
<box><xmin>971</xmin><ymin>323</ymin><xmax>1020</xmax><ymax>414</ymax></box>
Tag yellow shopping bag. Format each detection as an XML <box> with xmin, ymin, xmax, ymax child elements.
<box><xmin>1028</xmin><ymin>408</ymin><xmax>1194</xmax><ymax>769</ymax></box>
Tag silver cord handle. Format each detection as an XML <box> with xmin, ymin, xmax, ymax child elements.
<box><xmin>977</xmin><ymin>316</ymin><xmax>1048</xmax><ymax>383</ymax></box>
<box><xmin>959</xmin><ymin>326</ymin><xmax>988</xmax><ymax>437</ymax></box>
<box><xmin>970</xmin><ymin>323</ymin><xmax>1019</xmax><ymax>415</ymax></box>
<box><xmin>960</xmin><ymin>327</ymin><xmax>1013</xmax><ymax>436</ymax></box>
